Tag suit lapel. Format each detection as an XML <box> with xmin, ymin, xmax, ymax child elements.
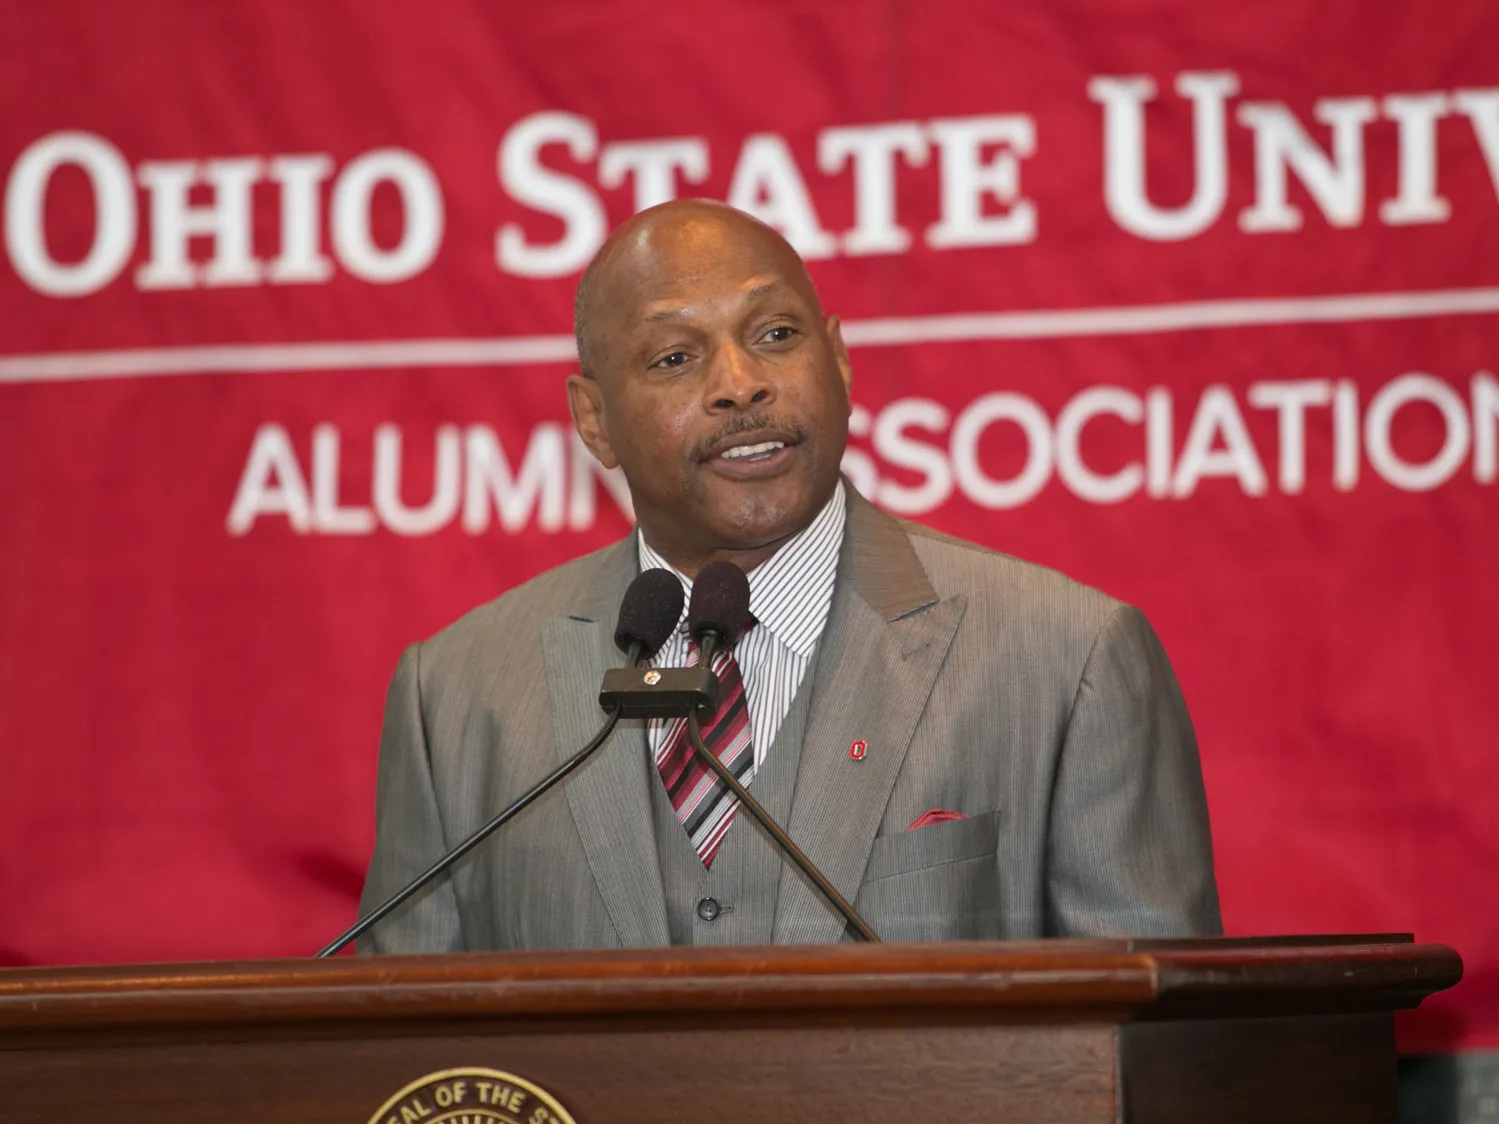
<box><xmin>540</xmin><ymin>539</ymin><xmax>670</xmax><ymax>947</ymax></box>
<box><xmin>773</xmin><ymin>491</ymin><xmax>966</xmax><ymax>944</ymax></box>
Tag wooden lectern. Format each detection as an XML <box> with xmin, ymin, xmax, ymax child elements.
<box><xmin>0</xmin><ymin>936</ymin><xmax>1460</xmax><ymax>1124</ymax></box>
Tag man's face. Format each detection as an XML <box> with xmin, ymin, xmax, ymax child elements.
<box><xmin>568</xmin><ymin>212</ymin><xmax>853</xmax><ymax>568</ymax></box>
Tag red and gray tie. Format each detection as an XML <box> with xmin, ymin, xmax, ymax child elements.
<box><xmin>654</xmin><ymin>626</ymin><xmax>755</xmax><ymax>867</ymax></box>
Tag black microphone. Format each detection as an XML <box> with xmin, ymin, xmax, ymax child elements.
<box><xmin>317</xmin><ymin>569</ymin><xmax>684</xmax><ymax>957</ymax></box>
<box><xmin>688</xmin><ymin>560</ymin><xmax>752</xmax><ymax>670</ymax></box>
<box><xmin>614</xmin><ymin>568</ymin><xmax>685</xmax><ymax>663</ymax></box>
<box><xmin>684</xmin><ymin>562</ymin><xmax>880</xmax><ymax>943</ymax></box>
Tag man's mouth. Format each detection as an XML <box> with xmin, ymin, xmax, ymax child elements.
<box><xmin>717</xmin><ymin>440</ymin><xmax>787</xmax><ymax>462</ymax></box>
<box><xmin>696</xmin><ymin>422</ymin><xmax>804</xmax><ymax>477</ymax></box>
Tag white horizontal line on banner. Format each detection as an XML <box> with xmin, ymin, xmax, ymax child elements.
<box><xmin>0</xmin><ymin>335</ymin><xmax>579</xmax><ymax>383</ymax></box>
<box><xmin>841</xmin><ymin>286</ymin><xmax>1499</xmax><ymax>345</ymax></box>
<box><xmin>2</xmin><ymin>286</ymin><xmax>1497</xmax><ymax>384</ymax></box>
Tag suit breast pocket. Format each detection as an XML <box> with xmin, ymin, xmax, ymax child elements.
<box><xmin>863</xmin><ymin>809</ymin><xmax>1001</xmax><ymax>881</ymax></box>
<box><xmin>856</xmin><ymin>810</ymin><xmax>1003</xmax><ymax>942</ymax></box>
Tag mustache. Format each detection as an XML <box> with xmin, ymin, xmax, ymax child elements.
<box><xmin>690</xmin><ymin>415</ymin><xmax>807</xmax><ymax>461</ymax></box>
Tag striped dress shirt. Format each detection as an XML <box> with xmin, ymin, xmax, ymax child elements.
<box><xmin>638</xmin><ymin>480</ymin><xmax>847</xmax><ymax>780</ymax></box>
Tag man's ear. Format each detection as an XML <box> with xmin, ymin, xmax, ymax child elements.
<box><xmin>825</xmin><ymin>315</ymin><xmax>854</xmax><ymax>404</ymax></box>
<box><xmin>566</xmin><ymin>373</ymin><xmax>619</xmax><ymax>469</ymax></box>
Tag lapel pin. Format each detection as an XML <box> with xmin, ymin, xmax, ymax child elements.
<box><xmin>849</xmin><ymin>740</ymin><xmax>867</xmax><ymax>761</ymax></box>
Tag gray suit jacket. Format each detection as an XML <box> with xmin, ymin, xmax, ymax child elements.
<box><xmin>358</xmin><ymin>489</ymin><xmax>1221</xmax><ymax>951</ymax></box>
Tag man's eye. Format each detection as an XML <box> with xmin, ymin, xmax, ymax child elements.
<box><xmin>654</xmin><ymin>351</ymin><xmax>689</xmax><ymax>369</ymax></box>
<box><xmin>763</xmin><ymin>325</ymin><xmax>796</xmax><ymax>343</ymax></box>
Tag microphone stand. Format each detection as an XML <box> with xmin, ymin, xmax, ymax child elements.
<box><xmin>688</xmin><ymin>632</ymin><xmax>880</xmax><ymax>943</ymax></box>
<box><xmin>316</xmin><ymin>641</ymin><xmax>643</xmax><ymax>958</ymax></box>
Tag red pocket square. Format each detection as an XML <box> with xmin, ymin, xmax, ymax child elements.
<box><xmin>908</xmin><ymin>808</ymin><xmax>966</xmax><ymax>830</ymax></box>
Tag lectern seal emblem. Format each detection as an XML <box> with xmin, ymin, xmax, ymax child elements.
<box><xmin>367</xmin><ymin>1067</ymin><xmax>579</xmax><ymax>1124</ymax></box>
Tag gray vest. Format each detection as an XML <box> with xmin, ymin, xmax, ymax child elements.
<box><xmin>648</xmin><ymin>669</ymin><xmax>817</xmax><ymax>945</ymax></box>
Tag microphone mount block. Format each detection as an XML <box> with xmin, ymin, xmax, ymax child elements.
<box><xmin>599</xmin><ymin>666</ymin><xmax>719</xmax><ymax>719</ymax></box>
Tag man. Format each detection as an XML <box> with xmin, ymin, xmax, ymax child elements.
<box><xmin>358</xmin><ymin>200</ymin><xmax>1220</xmax><ymax>952</ymax></box>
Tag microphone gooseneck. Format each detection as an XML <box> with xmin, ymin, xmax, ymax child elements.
<box><xmin>317</xmin><ymin>569</ymin><xmax>680</xmax><ymax>957</ymax></box>
<box><xmin>685</xmin><ymin>707</ymin><xmax>879</xmax><ymax>942</ymax></box>
<box><xmin>684</xmin><ymin>562</ymin><xmax>880</xmax><ymax>943</ymax></box>
<box><xmin>317</xmin><ymin>706</ymin><xmax>626</xmax><ymax>958</ymax></box>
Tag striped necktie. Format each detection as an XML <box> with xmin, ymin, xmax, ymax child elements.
<box><xmin>654</xmin><ymin>625</ymin><xmax>755</xmax><ymax>867</ymax></box>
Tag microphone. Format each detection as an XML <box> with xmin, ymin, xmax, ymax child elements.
<box><xmin>684</xmin><ymin>563</ymin><xmax>880</xmax><ymax>943</ymax></box>
<box><xmin>599</xmin><ymin>565</ymin><xmax>724</xmax><ymax>717</ymax></box>
<box><xmin>317</xmin><ymin>569</ymin><xmax>684</xmax><ymax>957</ymax></box>
<box><xmin>687</xmin><ymin>560</ymin><xmax>752</xmax><ymax>670</ymax></box>
<box><xmin>614</xmin><ymin>568</ymin><xmax>685</xmax><ymax>663</ymax></box>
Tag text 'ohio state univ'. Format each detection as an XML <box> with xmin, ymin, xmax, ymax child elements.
<box><xmin>5</xmin><ymin>71</ymin><xmax>1499</xmax><ymax>296</ymax></box>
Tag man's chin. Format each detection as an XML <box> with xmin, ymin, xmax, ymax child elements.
<box><xmin>702</xmin><ymin>481</ymin><xmax>829</xmax><ymax>549</ymax></box>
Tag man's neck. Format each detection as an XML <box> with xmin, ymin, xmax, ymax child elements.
<box><xmin>637</xmin><ymin>482</ymin><xmax>845</xmax><ymax>580</ymax></box>
<box><xmin>637</xmin><ymin>528</ymin><xmax>798</xmax><ymax>580</ymax></box>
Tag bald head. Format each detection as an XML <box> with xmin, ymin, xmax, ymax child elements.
<box><xmin>573</xmin><ymin>200</ymin><xmax>822</xmax><ymax>381</ymax></box>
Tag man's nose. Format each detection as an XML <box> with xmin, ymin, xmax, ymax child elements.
<box><xmin>703</xmin><ymin>340</ymin><xmax>775</xmax><ymax>411</ymax></box>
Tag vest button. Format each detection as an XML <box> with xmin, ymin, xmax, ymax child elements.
<box><xmin>695</xmin><ymin>897</ymin><xmax>722</xmax><ymax>922</ymax></box>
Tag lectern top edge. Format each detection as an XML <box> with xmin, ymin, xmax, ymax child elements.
<box><xmin>0</xmin><ymin>936</ymin><xmax>1460</xmax><ymax>1039</ymax></box>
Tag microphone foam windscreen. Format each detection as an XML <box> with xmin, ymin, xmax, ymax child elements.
<box><xmin>688</xmin><ymin>561</ymin><xmax>752</xmax><ymax>648</ymax></box>
<box><xmin>614</xmin><ymin>568</ymin><xmax>686</xmax><ymax>658</ymax></box>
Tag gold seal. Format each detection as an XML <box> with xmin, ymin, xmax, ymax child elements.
<box><xmin>366</xmin><ymin>1067</ymin><xmax>579</xmax><ymax>1124</ymax></box>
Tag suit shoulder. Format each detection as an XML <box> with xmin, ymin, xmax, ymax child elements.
<box><xmin>899</xmin><ymin>517</ymin><xmax>1127</xmax><ymax>634</ymax></box>
<box><xmin>420</xmin><ymin>538</ymin><xmax>628</xmax><ymax>659</ymax></box>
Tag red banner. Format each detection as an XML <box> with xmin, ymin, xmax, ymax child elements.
<box><xmin>1</xmin><ymin>0</ymin><xmax>1495</xmax><ymax>1051</ymax></box>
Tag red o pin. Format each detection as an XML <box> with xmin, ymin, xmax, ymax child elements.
<box><xmin>849</xmin><ymin>740</ymin><xmax>867</xmax><ymax>761</ymax></box>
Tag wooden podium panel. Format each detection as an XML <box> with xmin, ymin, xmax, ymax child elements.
<box><xmin>0</xmin><ymin>937</ymin><xmax>1461</xmax><ymax>1124</ymax></box>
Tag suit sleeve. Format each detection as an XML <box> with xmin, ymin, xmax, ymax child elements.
<box><xmin>356</xmin><ymin>643</ymin><xmax>466</xmax><ymax>954</ymax></box>
<box><xmin>1044</xmin><ymin>605</ymin><xmax>1223</xmax><ymax>938</ymax></box>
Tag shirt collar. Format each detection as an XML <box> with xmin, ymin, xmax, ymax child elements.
<box><xmin>637</xmin><ymin>480</ymin><xmax>846</xmax><ymax>658</ymax></box>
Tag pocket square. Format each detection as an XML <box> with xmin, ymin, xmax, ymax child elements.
<box><xmin>908</xmin><ymin>808</ymin><xmax>966</xmax><ymax>830</ymax></box>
